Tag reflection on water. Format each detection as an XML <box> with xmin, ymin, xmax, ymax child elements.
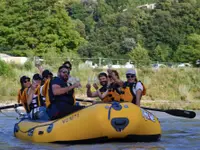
<box><xmin>0</xmin><ymin>110</ymin><xmax>199</xmax><ymax>150</ymax></box>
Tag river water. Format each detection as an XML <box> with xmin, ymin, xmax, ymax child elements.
<box><xmin>0</xmin><ymin>110</ymin><xmax>199</xmax><ymax>150</ymax></box>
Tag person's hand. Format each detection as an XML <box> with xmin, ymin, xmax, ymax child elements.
<box><xmin>107</xmin><ymin>79</ymin><xmax>112</xmax><ymax>86</ymax></box>
<box><xmin>111</xmin><ymin>72</ymin><xmax>117</xmax><ymax>79</ymax></box>
<box><xmin>31</xmin><ymin>81</ymin><xmax>38</xmax><ymax>90</ymax></box>
<box><xmin>107</xmin><ymin>69</ymin><xmax>112</xmax><ymax>75</ymax></box>
<box><xmin>86</xmin><ymin>83</ymin><xmax>91</xmax><ymax>89</ymax></box>
<box><xmin>93</xmin><ymin>83</ymin><xmax>99</xmax><ymax>90</ymax></box>
<box><xmin>73</xmin><ymin>82</ymin><xmax>81</xmax><ymax>88</ymax></box>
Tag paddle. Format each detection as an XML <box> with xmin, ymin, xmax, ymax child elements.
<box><xmin>76</xmin><ymin>99</ymin><xmax>196</xmax><ymax>119</ymax></box>
<box><xmin>141</xmin><ymin>107</ymin><xmax>196</xmax><ymax>119</ymax></box>
<box><xmin>0</xmin><ymin>104</ymin><xmax>22</xmax><ymax>110</ymax></box>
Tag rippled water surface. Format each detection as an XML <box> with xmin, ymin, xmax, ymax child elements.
<box><xmin>0</xmin><ymin>110</ymin><xmax>199</xmax><ymax>150</ymax></box>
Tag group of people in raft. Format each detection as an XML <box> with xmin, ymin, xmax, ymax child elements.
<box><xmin>17</xmin><ymin>61</ymin><xmax>146</xmax><ymax>121</ymax></box>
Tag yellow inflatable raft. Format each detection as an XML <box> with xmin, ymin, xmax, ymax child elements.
<box><xmin>14</xmin><ymin>102</ymin><xmax>161</xmax><ymax>143</ymax></box>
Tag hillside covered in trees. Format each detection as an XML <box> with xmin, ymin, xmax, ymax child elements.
<box><xmin>0</xmin><ymin>0</ymin><xmax>200</xmax><ymax>66</ymax></box>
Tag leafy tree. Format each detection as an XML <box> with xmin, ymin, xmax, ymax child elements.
<box><xmin>105</xmin><ymin>0</ymin><xmax>130</xmax><ymax>12</ymax></box>
<box><xmin>142</xmin><ymin>0</ymin><xmax>200</xmax><ymax>59</ymax></box>
<box><xmin>1</xmin><ymin>0</ymin><xmax>200</xmax><ymax>65</ymax></box>
<box><xmin>174</xmin><ymin>34</ymin><xmax>200</xmax><ymax>63</ymax></box>
<box><xmin>0</xmin><ymin>0</ymin><xmax>85</xmax><ymax>56</ymax></box>
<box><xmin>152</xmin><ymin>44</ymin><xmax>172</xmax><ymax>62</ymax></box>
<box><xmin>128</xmin><ymin>44</ymin><xmax>151</xmax><ymax>67</ymax></box>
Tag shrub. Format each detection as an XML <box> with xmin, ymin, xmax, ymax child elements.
<box><xmin>23</xmin><ymin>58</ymin><xmax>34</xmax><ymax>71</ymax></box>
<box><xmin>0</xmin><ymin>60</ymin><xmax>15</xmax><ymax>77</ymax></box>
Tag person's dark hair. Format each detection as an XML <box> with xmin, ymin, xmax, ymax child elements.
<box><xmin>63</xmin><ymin>61</ymin><xmax>72</xmax><ymax>69</ymax></box>
<box><xmin>58</xmin><ymin>65</ymin><xmax>69</xmax><ymax>72</ymax></box>
<box><xmin>111</xmin><ymin>70</ymin><xmax>120</xmax><ymax>79</ymax></box>
<box><xmin>33</xmin><ymin>73</ymin><xmax>42</xmax><ymax>81</ymax></box>
<box><xmin>42</xmin><ymin>70</ymin><xmax>53</xmax><ymax>79</ymax></box>
<box><xmin>98</xmin><ymin>72</ymin><xmax>107</xmax><ymax>78</ymax></box>
<box><xmin>20</xmin><ymin>76</ymin><xmax>30</xmax><ymax>89</ymax></box>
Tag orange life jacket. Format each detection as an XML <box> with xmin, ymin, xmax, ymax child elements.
<box><xmin>120</xmin><ymin>81</ymin><xmax>146</xmax><ymax>104</ymax></box>
<box><xmin>19</xmin><ymin>88</ymin><xmax>29</xmax><ymax>112</ymax></box>
<box><xmin>17</xmin><ymin>89</ymin><xmax>24</xmax><ymax>104</ymax></box>
<box><xmin>100</xmin><ymin>83</ymin><xmax>121</xmax><ymax>102</ymax></box>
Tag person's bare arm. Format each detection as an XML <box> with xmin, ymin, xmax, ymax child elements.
<box><xmin>87</xmin><ymin>90</ymin><xmax>99</xmax><ymax>97</ymax></box>
<box><xmin>93</xmin><ymin>83</ymin><xmax>99</xmax><ymax>90</ymax></box>
<box><xmin>113</xmin><ymin>77</ymin><xmax>124</xmax><ymax>87</ymax></box>
<box><xmin>27</xmin><ymin>88</ymin><xmax>35</xmax><ymax>105</ymax></box>
<box><xmin>86</xmin><ymin>83</ymin><xmax>98</xmax><ymax>97</ymax></box>
<box><xmin>109</xmin><ymin>71</ymin><xmax>123</xmax><ymax>86</ymax></box>
<box><xmin>135</xmin><ymin>89</ymin><xmax>142</xmax><ymax>106</ymax></box>
<box><xmin>52</xmin><ymin>83</ymin><xmax>80</xmax><ymax>95</ymax></box>
<box><xmin>36</xmin><ymin>65</ymin><xmax>44</xmax><ymax>75</ymax></box>
<box><xmin>97</xmin><ymin>89</ymin><xmax>108</xmax><ymax>99</ymax></box>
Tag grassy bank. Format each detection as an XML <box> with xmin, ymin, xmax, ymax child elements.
<box><xmin>0</xmin><ymin>60</ymin><xmax>199</xmax><ymax>109</ymax></box>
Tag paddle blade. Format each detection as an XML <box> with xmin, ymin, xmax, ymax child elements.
<box><xmin>165</xmin><ymin>109</ymin><xmax>196</xmax><ymax>119</ymax></box>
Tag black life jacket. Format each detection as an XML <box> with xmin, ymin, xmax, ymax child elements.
<box><xmin>47</xmin><ymin>77</ymin><xmax>75</xmax><ymax>108</ymax></box>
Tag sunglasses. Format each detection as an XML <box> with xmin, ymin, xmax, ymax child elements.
<box><xmin>23</xmin><ymin>79</ymin><xmax>30</xmax><ymax>83</ymax></box>
<box><xmin>61</xmin><ymin>71</ymin><xmax>69</xmax><ymax>74</ymax></box>
<box><xmin>126</xmin><ymin>75</ymin><xmax>136</xmax><ymax>78</ymax></box>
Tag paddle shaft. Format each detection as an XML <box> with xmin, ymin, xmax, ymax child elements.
<box><xmin>0</xmin><ymin>104</ymin><xmax>22</xmax><ymax>110</ymax></box>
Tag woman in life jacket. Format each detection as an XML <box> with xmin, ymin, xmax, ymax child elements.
<box><xmin>17</xmin><ymin>76</ymin><xmax>31</xmax><ymax>104</ymax></box>
<box><xmin>97</xmin><ymin>69</ymin><xmax>122</xmax><ymax>102</ymax></box>
<box><xmin>120</xmin><ymin>69</ymin><xmax>144</xmax><ymax>106</ymax></box>
<box><xmin>17</xmin><ymin>76</ymin><xmax>31</xmax><ymax>113</ymax></box>
<box><xmin>26</xmin><ymin>74</ymin><xmax>49</xmax><ymax>120</ymax></box>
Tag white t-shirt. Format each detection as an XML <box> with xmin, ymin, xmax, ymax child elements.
<box><xmin>132</xmin><ymin>82</ymin><xmax>143</xmax><ymax>95</ymax></box>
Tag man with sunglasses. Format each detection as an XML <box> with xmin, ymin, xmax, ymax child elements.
<box><xmin>46</xmin><ymin>65</ymin><xmax>84</xmax><ymax>120</ymax></box>
<box><xmin>63</xmin><ymin>61</ymin><xmax>75</xmax><ymax>84</ymax></box>
<box><xmin>120</xmin><ymin>69</ymin><xmax>145</xmax><ymax>106</ymax></box>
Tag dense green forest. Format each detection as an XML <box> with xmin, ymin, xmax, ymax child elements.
<box><xmin>0</xmin><ymin>0</ymin><xmax>200</xmax><ymax>66</ymax></box>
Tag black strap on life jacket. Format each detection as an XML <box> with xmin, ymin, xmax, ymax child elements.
<box><xmin>99</xmin><ymin>85</ymin><xmax>107</xmax><ymax>93</ymax></box>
